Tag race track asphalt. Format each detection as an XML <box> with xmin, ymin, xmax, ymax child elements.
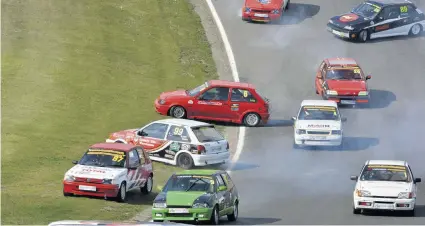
<box><xmin>212</xmin><ymin>0</ymin><xmax>425</xmax><ymax>224</ymax></box>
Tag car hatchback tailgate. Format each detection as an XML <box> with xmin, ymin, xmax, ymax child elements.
<box><xmin>203</xmin><ymin>140</ymin><xmax>229</xmax><ymax>154</ymax></box>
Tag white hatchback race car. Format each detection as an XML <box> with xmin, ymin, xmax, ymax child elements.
<box><xmin>292</xmin><ymin>100</ymin><xmax>346</xmax><ymax>148</ymax></box>
<box><xmin>351</xmin><ymin>160</ymin><xmax>422</xmax><ymax>216</ymax></box>
<box><xmin>106</xmin><ymin>119</ymin><xmax>230</xmax><ymax>169</ymax></box>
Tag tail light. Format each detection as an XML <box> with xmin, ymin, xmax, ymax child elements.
<box><xmin>226</xmin><ymin>142</ymin><xmax>229</xmax><ymax>150</ymax></box>
<box><xmin>197</xmin><ymin>145</ymin><xmax>206</xmax><ymax>154</ymax></box>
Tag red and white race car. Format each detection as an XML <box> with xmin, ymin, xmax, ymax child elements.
<box><xmin>242</xmin><ymin>0</ymin><xmax>290</xmax><ymax>23</ymax></box>
<box><xmin>63</xmin><ymin>143</ymin><xmax>153</xmax><ymax>202</ymax></box>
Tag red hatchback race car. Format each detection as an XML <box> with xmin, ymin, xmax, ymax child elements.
<box><xmin>315</xmin><ymin>58</ymin><xmax>372</xmax><ymax>106</ymax></box>
<box><xmin>154</xmin><ymin>80</ymin><xmax>270</xmax><ymax>127</ymax></box>
<box><xmin>242</xmin><ymin>0</ymin><xmax>290</xmax><ymax>23</ymax></box>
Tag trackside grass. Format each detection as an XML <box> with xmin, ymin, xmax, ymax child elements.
<box><xmin>1</xmin><ymin>0</ymin><xmax>217</xmax><ymax>224</ymax></box>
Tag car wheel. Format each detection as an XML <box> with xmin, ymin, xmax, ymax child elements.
<box><xmin>177</xmin><ymin>153</ymin><xmax>194</xmax><ymax>169</ymax></box>
<box><xmin>116</xmin><ymin>182</ymin><xmax>127</xmax><ymax>202</ymax></box>
<box><xmin>170</xmin><ymin>105</ymin><xmax>186</xmax><ymax>119</ymax></box>
<box><xmin>141</xmin><ymin>175</ymin><xmax>153</xmax><ymax>194</ymax></box>
<box><xmin>409</xmin><ymin>24</ymin><xmax>422</xmax><ymax>36</ymax></box>
<box><xmin>227</xmin><ymin>202</ymin><xmax>239</xmax><ymax>221</ymax></box>
<box><xmin>406</xmin><ymin>209</ymin><xmax>415</xmax><ymax>216</ymax></box>
<box><xmin>153</xmin><ymin>220</ymin><xmax>163</xmax><ymax>222</ymax></box>
<box><xmin>353</xmin><ymin>207</ymin><xmax>361</xmax><ymax>214</ymax></box>
<box><xmin>243</xmin><ymin>112</ymin><xmax>261</xmax><ymax>127</ymax></box>
<box><xmin>210</xmin><ymin>206</ymin><xmax>220</xmax><ymax>225</ymax></box>
<box><xmin>115</xmin><ymin>140</ymin><xmax>124</xmax><ymax>143</ymax></box>
<box><xmin>285</xmin><ymin>0</ymin><xmax>290</xmax><ymax>9</ymax></box>
<box><xmin>358</xmin><ymin>30</ymin><xmax>369</xmax><ymax>42</ymax></box>
<box><xmin>63</xmin><ymin>190</ymin><xmax>72</xmax><ymax>197</ymax></box>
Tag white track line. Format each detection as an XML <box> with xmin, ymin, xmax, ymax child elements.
<box><xmin>205</xmin><ymin>0</ymin><xmax>245</xmax><ymax>175</ymax></box>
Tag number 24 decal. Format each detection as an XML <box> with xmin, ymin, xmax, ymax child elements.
<box><xmin>400</xmin><ymin>6</ymin><xmax>408</xmax><ymax>13</ymax></box>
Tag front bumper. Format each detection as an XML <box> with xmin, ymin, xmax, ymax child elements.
<box><xmin>354</xmin><ymin>196</ymin><xmax>416</xmax><ymax>211</ymax></box>
<box><xmin>323</xmin><ymin>94</ymin><xmax>370</xmax><ymax>104</ymax></box>
<box><xmin>154</xmin><ymin>98</ymin><xmax>170</xmax><ymax>116</ymax></box>
<box><xmin>152</xmin><ymin>207</ymin><xmax>213</xmax><ymax>222</ymax></box>
<box><xmin>63</xmin><ymin>181</ymin><xmax>119</xmax><ymax>198</ymax></box>
<box><xmin>192</xmin><ymin>151</ymin><xmax>230</xmax><ymax>166</ymax></box>
<box><xmin>294</xmin><ymin>134</ymin><xmax>342</xmax><ymax>146</ymax></box>
<box><xmin>327</xmin><ymin>23</ymin><xmax>358</xmax><ymax>39</ymax></box>
<box><xmin>242</xmin><ymin>11</ymin><xmax>281</xmax><ymax>22</ymax></box>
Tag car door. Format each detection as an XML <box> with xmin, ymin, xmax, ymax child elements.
<box><xmin>136</xmin><ymin>147</ymin><xmax>153</xmax><ymax>187</ymax></box>
<box><xmin>316</xmin><ymin>62</ymin><xmax>327</xmax><ymax>95</ymax></box>
<box><xmin>371</xmin><ymin>5</ymin><xmax>403</xmax><ymax>38</ymax></box>
<box><xmin>134</xmin><ymin>123</ymin><xmax>170</xmax><ymax>154</ymax></box>
<box><xmin>127</xmin><ymin>149</ymin><xmax>142</xmax><ymax>191</ymax></box>
<box><xmin>196</xmin><ymin>87</ymin><xmax>231</xmax><ymax>120</ymax></box>
<box><xmin>164</xmin><ymin>125</ymin><xmax>192</xmax><ymax>160</ymax></box>
<box><xmin>220</xmin><ymin>172</ymin><xmax>237</xmax><ymax>213</ymax></box>
<box><xmin>215</xmin><ymin>174</ymin><xmax>227</xmax><ymax>215</ymax></box>
<box><xmin>229</xmin><ymin>88</ymin><xmax>259</xmax><ymax>120</ymax></box>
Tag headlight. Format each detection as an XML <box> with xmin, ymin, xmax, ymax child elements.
<box><xmin>153</xmin><ymin>202</ymin><xmax>167</xmax><ymax>208</ymax></box>
<box><xmin>358</xmin><ymin>91</ymin><xmax>368</xmax><ymax>96</ymax></box>
<box><xmin>296</xmin><ymin>129</ymin><xmax>306</xmax><ymax>135</ymax></box>
<box><xmin>356</xmin><ymin>189</ymin><xmax>371</xmax><ymax>197</ymax></box>
<box><xmin>326</xmin><ymin>90</ymin><xmax>338</xmax><ymax>95</ymax></box>
<box><xmin>271</xmin><ymin>9</ymin><xmax>280</xmax><ymax>14</ymax></box>
<box><xmin>331</xmin><ymin>130</ymin><xmax>342</xmax><ymax>135</ymax></box>
<box><xmin>192</xmin><ymin>202</ymin><xmax>209</xmax><ymax>208</ymax></box>
<box><xmin>103</xmin><ymin>179</ymin><xmax>113</xmax><ymax>184</ymax></box>
<box><xmin>244</xmin><ymin>7</ymin><xmax>251</xmax><ymax>12</ymax></box>
<box><xmin>159</xmin><ymin>99</ymin><xmax>166</xmax><ymax>105</ymax></box>
<box><xmin>344</xmin><ymin>25</ymin><xmax>354</xmax><ymax>30</ymax></box>
<box><xmin>64</xmin><ymin>175</ymin><xmax>75</xmax><ymax>182</ymax></box>
<box><xmin>398</xmin><ymin>192</ymin><xmax>412</xmax><ymax>199</ymax></box>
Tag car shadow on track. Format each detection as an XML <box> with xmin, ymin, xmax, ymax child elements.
<box><xmin>126</xmin><ymin>191</ymin><xmax>158</xmax><ymax>205</ymax></box>
<box><xmin>226</xmin><ymin>217</ymin><xmax>282</xmax><ymax>225</ymax></box>
<box><xmin>338</xmin><ymin>89</ymin><xmax>396</xmax><ymax>109</ymax></box>
<box><xmin>261</xmin><ymin>119</ymin><xmax>293</xmax><ymax>127</ymax></box>
<box><xmin>361</xmin><ymin>205</ymin><xmax>425</xmax><ymax>217</ymax></box>
<box><xmin>248</xmin><ymin>3</ymin><xmax>320</xmax><ymax>25</ymax></box>
<box><xmin>355</xmin><ymin>32</ymin><xmax>425</xmax><ymax>44</ymax></box>
<box><xmin>203</xmin><ymin>161</ymin><xmax>260</xmax><ymax>172</ymax></box>
<box><xmin>296</xmin><ymin>137</ymin><xmax>379</xmax><ymax>151</ymax></box>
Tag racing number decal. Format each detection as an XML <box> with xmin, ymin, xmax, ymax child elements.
<box><xmin>400</xmin><ymin>6</ymin><xmax>408</xmax><ymax>13</ymax></box>
<box><xmin>242</xmin><ymin>90</ymin><xmax>248</xmax><ymax>97</ymax></box>
<box><xmin>112</xmin><ymin>155</ymin><xmax>124</xmax><ymax>162</ymax></box>
<box><xmin>354</xmin><ymin>69</ymin><xmax>361</xmax><ymax>74</ymax></box>
<box><xmin>173</xmin><ymin>127</ymin><xmax>184</xmax><ymax>136</ymax></box>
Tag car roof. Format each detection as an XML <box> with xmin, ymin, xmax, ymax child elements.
<box><xmin>367</xmin><ymin>0</ymin><xmax>413</xmax><ymax>7</ymax></box>
<box><xmin>209</xmin><ymin>80</ymin><xmax>254</xmax><ymax>89</ymax></box>
<box><xmin>176</xmin><ymin>169</ymin><xmax>224</xmax><ymax>176</ymax></box>
<box><xmin>89</xmin><ymin>142</ymin><xmax>138</xmax><ymax>152</ymax></box>
<box><xmin>366</xmin><ymin>160</ymin><xmax>407</xmax><ymax>166</ymax></box>
<box><xmin>325</xmin><ymin>57</ymin><xmax>358</xmax><ymax>67</ymax></box>
<box><xmin>301</xmin><ymin>100</ymin><xmax>338</xmax><ymax>107</ymax></box>
<box><xmin>154</xmin><ymin>118</ymin><xmax>212</xmax><ymax>127</ymax></box>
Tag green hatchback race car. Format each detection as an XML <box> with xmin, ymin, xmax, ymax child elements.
<box><xmin>151</xmin><ymin>169</ymin><xmax>239</xmax><ymax>224</ymax></box>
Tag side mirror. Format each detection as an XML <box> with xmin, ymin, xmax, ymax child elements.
<box><xmin>138</xmin><ymin>130</ymin><xmax>147</xmax><ymax>136</ymax></box>
<box><xmin>350</xmin><ymin>175</ymin><xmax>358</xmax><ymax>181</ymax></box>
<box><xmin>218</xmin><ymin>185</ymin><xmax>227</xmax><ymax>192</ymax></box>
<box><xmin>157</xmin><ymin>185</ymin><xmax>164</xmax><ymax>191</ymax></box>
<box><xmin>291</xmin><ymin>116</ymin><xmax>296</xmax><ymax>121</ymax></box>
<box><xmin>415</xmin><ymin>178</ymin><xmax>422</xmax><ymax>183</ymax></box>
<box><xmin>72</xmin><ymin>160</ymin><xmax>78</xmax><ymax>164</ymax></box>
<box><xmin>341</xmin><ymin>117</ymin><xmax>347</xmax><ymax>122</ymax></box>
<box><xmin>366</xmin><ymin>75</ymin><xmax>372</xmax><ymax>80</ymax></box>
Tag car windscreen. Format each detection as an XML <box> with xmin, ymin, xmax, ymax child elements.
<box><xmin>79</xmin><ymin>149</ymin><xmax>126</xmax><ymax>167</ymax></box>
<box><xmin>163</xmin><ymin>175</ymin><xmax>214</xmax><ymax>192</ymax></box>
<box><xmin>326</xmin><ymin>68</ymin><xmax>363</xmax><ymax>80</ymax></box>
<box><xmin>298</xmin><ymin>105</ymin><xmax>340</xmax><ymax>121</ymax></box>
<box><xmin>192</xmin><ymin>126</ymin><xmax>225</xmax><ymax>142</ymax></box>
<box><xmin>187</xmin><ymin>82</ymin><xmax>209</xmax><ymax>96</ymax></box>
<box><xmin>352</xmin><ymin>2</ymin><xmax>381</xmax><ymax>19</ymax></box>
<box><xmin>360</xmin><ymin>164</ymin><xmax>411</xmax><ymax>182</ymax></box>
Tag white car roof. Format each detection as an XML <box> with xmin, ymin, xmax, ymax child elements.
<box><xmin>155</xmin><ymin>118</ymin><xmax>212</xmax><ymax>127</ymax></box>
<box><xmin>366</xmin><ymin>160</ymin><xmax>407</xmax><ymax>166</ymax></box>
<box><xmin>301</xmin><ymin>100</ymin><xmax>338</xmax><ymax>107</ymax></box>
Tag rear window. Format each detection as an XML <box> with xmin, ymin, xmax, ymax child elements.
<box><xmin>191</xmin><ymin>126</ymin><xmax>224</xmax><ymax>142</ymax></box>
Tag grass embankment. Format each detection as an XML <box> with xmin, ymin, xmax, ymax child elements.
<box><xmin>1</xmin><ymin>0</ymin><xmax>217</xmax><ymax>224</ymax></box>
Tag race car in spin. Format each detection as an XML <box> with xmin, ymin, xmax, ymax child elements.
<box><xmin>106</xmin><ymin>119</ymin><xmax>230</xmax><ymax>169</ymax></box>
<box><xmin>242</xmin><ymin>0</ymin><xmax>290</xmax><ymax>23</ymax></box>
<box><xmin>63</xmin><ymin>143</ymin><xmax>153</xmax><ymax>202</ymax></box>
<box><xmin>292</xmin><ymin>100</ymin><xmax>346</xmax><ymax>148</ymax></box>
<box><xmin>315</xmin><ymin>58</ymin><xmax>371</xmax><ymax>106</ymax></box>
<box><xmin>154</xmin><ymin>80</ymin><xmax>270</xmax><ymax>127</ymax></box>
<box><xmin>327</xmin><ymin>0</ymin><xmax>425</xmax><ymax>42</ymax></box>
<box><xmin>351</xmin><ymin>160</ymin><xmax>422</xmax><ymax>216</ymax></box>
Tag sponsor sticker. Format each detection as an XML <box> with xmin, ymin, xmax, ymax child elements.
<box><xmin>308</xmin><ymin>124</ymin><xmax>330</xmax><ymax>128</ymax></box>
<box><xmin>188</xmin><ymin>100</ymin><xmax>193</xmax><ymax>104</ymax></box>
<box><xmin>339</xmin><ymin>13</ymin><xmax>359</xmax><ymax>22</ymax></box>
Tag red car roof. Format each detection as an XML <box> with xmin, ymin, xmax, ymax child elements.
<box><xmin>209</xmin><ymin>80</ymin><xmax>254</xmax><ymax>89</ymax></box>
<box><xmin>245</xmin><ymin>0</ymin><xmax>283</xmax><ymax>8</ymax></box>
<box><xmin>89</xmin><ymin>143</ymin><xmax>138</xmax><ymax>152</ymax></box>
<box><xmin>325</xmin><ymin>57</ymin><xmax>358</xmax><ymax>67</ymax></box>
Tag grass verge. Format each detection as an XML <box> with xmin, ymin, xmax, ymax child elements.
<box><xmin>1</xmin><ymin>0</ymin><xmax>217</xmax><ymax>224</ymax></box>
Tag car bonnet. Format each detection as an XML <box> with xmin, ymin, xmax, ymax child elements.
<box><xmin>165</xmin><ymin>191</ymin><xmax>207</xmax><ymax>206</ymax></box>
<box><xmin>67</xmin><ymin>164</ymin><xmax>126</xmax><ymax>179</ymax></box>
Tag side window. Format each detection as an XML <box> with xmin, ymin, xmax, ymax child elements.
<box><xmin>230</xmin><ymin>88</ymin><xmax>257</xmax><ymax>103</ymax></box>
<box><xmin>199</xmin><ymin>87</ymin><xmax>230</xmax><ymax>101</ymax></box>
<box><xmin>321</xmin><ymin>63</ymin><xmax>327</xmax><ymax>78</ymax></box>
<box><xmin>384</xmin><ymin>6</ymin><xmax>401</xmax><ymax>19</ymax></box>
<box><xmin>221</xmin><ymin>173</ymin><xmax>234</xmax><ymax>188</ymax></box>
<box><xmin>166</xmin><ymin>125</ymin><xmax>191</xmax><ymax>142</ymax></box>
<box><xmin>139</xmin><ymin>123</ymin><xmax>169</xmax><ymax>139</ymax></box>
<box><xmin>406</xmin><ymin>4</ymin><xmax>416</xmax><ymax>17</ymax></box>
<box><xmin>319</xmin><ymin>61</ymin><xmax>325</xmax><ymax>71</ymax></box>
<box><xmin>129</xmin><ymin>149</ymin><xmax>141</xmax><ymax>166</ymax></box>
<box><xmin>136</xmin><ymin>148</ymin><xmax>146</xmax><ymax>164</ymax></box>
<box><xmin>408</xmin><ymin>165</ymin><xmax>415</xmax><ymax>179</ymax></box>
<box><xmin>215</xmin><ymin>175</ymin><xmax>225</xmax><ymax>188</ymax></box>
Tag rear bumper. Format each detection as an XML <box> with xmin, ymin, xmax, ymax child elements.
<box><xmin>242</xmin><ymin>11</ymin><xmax>281</xmax><ymax>22</ymax></box>
<box><xmin>260</xmin><ymin>113</ymin><xmax>270</xmax><ymax>125</ymax></box>
<box><xmin>354</xmin><ymin>196</ymin><xmax>416</xmax><ymax>211</ymax></box>
<box><xmin>294</xmin><ymin>134</ymin><xmax>342</xmax><ymax>146</ymax></box>
<box><xmin>192</xmin><ymin>151</ymin><xmax>230</xmax><ymax>166</ymax></box>
<box><xmin>323</xmin><ymin>94</ymin><xmax>370</xmax><ymax>104</ymax></box>
<box><xmin>152</xmin><ymin>207</ymin><xmax>213</xmax><ymax>222</ymax></box>
<box><xmin>154</xmin><ymin>98</ymin><xmax>170</xmax><ymax>115</ymax></box>
<box><xmin>63</xmin><ymin>181</ymin><xmax>119</xmax><ymax>198</ymax></box>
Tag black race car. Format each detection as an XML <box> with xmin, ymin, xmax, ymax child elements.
<box><xmin>327</xmin><ymin>0</ymin><xmax>425</xmax><ymax>42</ymax></box>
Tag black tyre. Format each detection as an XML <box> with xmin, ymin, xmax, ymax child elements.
<box><xmin>353</xmin><ymin>207</ymin><xmax>361</xmax><ymax>214</ymax></box>
<box><xmin>153</xmin><ymin>220</ymin><xmax>163</xmax><ymax>222</ymax></box>
<box><xmin>177</xmin><ymin>153</ymin><xmax>194</xmax><ymax>169</ymax></box>
<box><xmin>210</xmin><ymin>206</ymin><xmax>220</xmax><ymax>225</ymax></box>
<box><xmin>406</xmin><ymin>209</ymin><xmax>415</xmax><ymax>216</ymax></box>
<box><xmin>116</xmin><ymin>182</ymin><xmax>127</xmax><ymax>202</ymax></box>
<box><xmin>227</xmin><ymin>202</ymin><xmax>239</xmax><ymax>221</ymax></box>
<box><xmin>115</xmin><ymin>140</ymin><xmax>124</xmax><ymax>143</ymax></box>
<box><xmin>358</xmin><ymin>30</ymin><xmax>369</xmax><ymax>42</ymax></box>
<box><xmin>141</xmin><ymin>175</ymin><xmax>153</xmax><ymax>194</ymax></box>
<box><xmin>63</xmin><ymin>190</ymin><xmax>72</xmax><ymax>197</ymax></box>
<box><xmin>243</xmin><ymin>112</ymin><xmax>261</xmax><ymax>127</ymax></box>
<box><xmin>285</xmin><ymin>0</ymin><xmax>290</xmax><ymax>9</ymax></box>
<box><xmin>409</xmin><ymin>23</ymin><xmax>422</xmax><ymax>36</ymax></box>
<box><xmin>170</xmin><ymin>106</ymin><xmax>186</xmax><ymax>119</ymax></box>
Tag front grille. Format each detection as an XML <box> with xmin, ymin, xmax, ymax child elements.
<box><xmin>371</xmin><ymin>196</ymin><xmax>397</xmax><ymax>199</ymax></box>
<box><xmin>252</xmin><ymin>9</ymin><xmax>270</xmax><ymax>13</ymax></box>
<box><xmin>75</xmin><ymin>177</ymin><xmax>103</xmax><ymax>184</ymax></box>
<box><xmin>166</xmin><ymin>213</ymin><xmax>193</xmax><ymax>218</ymax></box>
<box><xmin>167</xmin><ymin>205</ymin><xmax>192</xmax><ymax>208</ymax></box>
<box><xmin>375</xmin><ymin>201</ymin><xmax>394</xmax><ymax>204</ymax></box>
<box><xmin>307</xmin><ymin>131</ymin><xmax>330</xmax><ymax>135</ymax></box>
<box><xmin>328</xmin><ymin>23</ymin><xmax>347</xmax><ymax>32</ymax></box>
